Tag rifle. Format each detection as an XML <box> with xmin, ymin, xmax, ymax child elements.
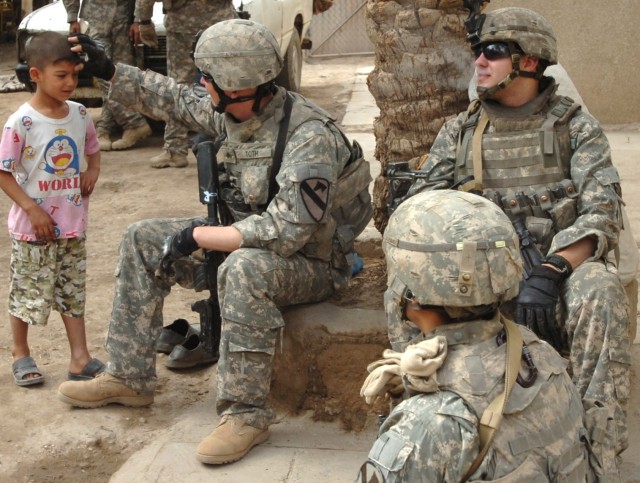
<box><xmin>483</xmin><ymin>190</ymin><xmax>544</xmax><ymax>279</ymax></box>
<box><xmin>386</xmin><ymin>162</ymin><xmax>473</xmax><ymax>215</ymax></box>
<box><xmin>463</xmin><ymin>0</ymin><xmax>490</xmax><ymax>45</ymax></box>
<box><xmin>386</xmin><ymin>165</ymin><xmax>544</xmax><ymax>278</ymax></box>
<box><xmin>192</xmin><ymin>137</ymin><xmax>231</xmax><ymax>357</ymax></box>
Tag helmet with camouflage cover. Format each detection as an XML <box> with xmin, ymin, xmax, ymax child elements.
<box><xmin>383</xmin><ymin>190</ymin><xmax>522</xmax><ymax>312</ymax></box>
<box><xmin>478</xmin><ymin>7</ymin><xmax>557</xmax><ymax>65</ymax></box>
<box><xmin>468</xmin><ymin>7</ymin><xmax>556</xmax><ymax>100</ymax></box>
<box><xmin>193</xmin><ymin>19</ymin><xmax>283</xmax><ymax>91</ymax></box>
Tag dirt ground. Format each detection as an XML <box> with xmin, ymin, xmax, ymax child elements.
<box><xmin>0</xmin><ymin>40</ymin><xmax>385</xmax><ymax>481</ymax></box>
<box><xmin>0</xmin><ymin>38</ymin><xmax>639</xmax><ymax>482</ymax></box>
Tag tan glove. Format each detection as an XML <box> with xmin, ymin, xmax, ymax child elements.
<box><xmin>360</xmin><ymin>349</ymin><xmax>404</xmax><ymax>404</ymax></box>
<box><xmin>400</xmin><ymin>336</ymin><xmax>447</xmax><ymax>394</ymax></box>
<box><xmin>139</xmin><ymin>23</ymin><xmax>158</xmax><ymax>49</ymax></box>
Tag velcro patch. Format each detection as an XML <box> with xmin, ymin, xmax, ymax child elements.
<box><xmin>301</xmin><ymin>178</ymin><xmax>330</xmax><ymax>222</ymax></box>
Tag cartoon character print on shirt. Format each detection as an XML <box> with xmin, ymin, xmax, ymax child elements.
<box><xmin>21</xmin><ymin>116</ymin><xmax>33</xmax><ymax>131</ymax></box>
<box><xmin>1</xmin><ymin>157</ymin><xmax>15</xmax><ymax>171</ymax></box>
<box><xmin>40</xmin><ymin>129</ymin><xmax>79</xmax><ymax>179</ymax></box>
<box><xmin>23</xmin><ymin>146</ymin><xmax>36</xmax><ymax>160</ymax></box>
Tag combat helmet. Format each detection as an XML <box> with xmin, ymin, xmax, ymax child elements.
<box><xmin>467</xmin><ymin>7</ymin><xmax>557</xmax><ymax>99</ymax></box>
<box><xmin>383</xmin><ymin>190</ymin><xmax>522</xmax><ymax>318</ymax></box>
<box><xmin>193</xmin><ymin>19</ymin><xmax>284</xmax><ymax>112</ymax></box>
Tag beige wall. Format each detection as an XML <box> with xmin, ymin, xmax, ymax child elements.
<box><xmin>488</xmin><ymin>0</ymin><xmax>640</xmax><ymax>124</ymax></box>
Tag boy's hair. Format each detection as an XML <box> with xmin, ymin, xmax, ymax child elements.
<box><xmin>25</xmin><ymin>31</ymin><xmax>82</xmax><ymax>70</ymax></box>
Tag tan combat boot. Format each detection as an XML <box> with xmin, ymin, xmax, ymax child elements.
<box><xmin>150</xmin><ymin>149</ymin><xmax>189</xmax><ymax>169</ymax></box>
<box><xmin>111</xmin><ymin>123</ymin><xmax>152</xmax><ymax>150</ymax></box>
<box><xmin>57</xmin><ymin>372</ymin><xmax>154</xmax><ymax>408</ymax></box>
<box><xmin>196</xmin><ymin>416</ymin><xmax>269</xmax><ymax>464</ymax></box>
<box><xmin>98</xmin><ymin>133</ymin><xmax>112</xmax><ymax>151</ymax></box>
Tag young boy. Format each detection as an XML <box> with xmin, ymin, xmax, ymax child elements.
<box><xmin>0</xmin><ymin>31</ymin><xmax>104</xmax><ymax>386</ymax></box>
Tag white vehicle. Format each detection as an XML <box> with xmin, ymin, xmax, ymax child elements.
<box><xmin>15</xmin><ymin>0</ymin><xmax>313</xmax><ymax>105</ymax></box>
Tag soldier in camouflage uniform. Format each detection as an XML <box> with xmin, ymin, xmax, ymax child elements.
<box><xmin>358</xmin><ymin>190</ymin><xmax>597</xmax><ymax>482</ymax></box>
<box><xmin>58</xmin><ymin>19</ymin><xmax>373</xmax><ymax>465</ymax></box>
<box><xmin>130</xmin><ymin>0</ymin><xmax>237</xmax><ymax>168</ymax></box>
<box><xmin>404</xmin><ymin>7</ymin><xmax>628</xmax><ymax>478</ymax></box>
<box><xmin>63</xmin><ymin>0</ymin><xmax>152</xmax><ymax>151</ymax></box>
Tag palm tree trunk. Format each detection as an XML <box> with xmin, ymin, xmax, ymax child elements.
<box><xmin>366</xmin><ymin>0</ymin><xmax>475</xmax><ymax>231</ymax></box>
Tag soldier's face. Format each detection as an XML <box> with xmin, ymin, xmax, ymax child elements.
<box><xmin>404</xmin><ymin>302</ymin><xmax>446</xmax><ymax>333</ymax></box>
<box><xmin>474</xmin><ymin>53</ymin><xmax>513</xmax><ymax>91</ymax></box>
<box><xmin>200</xmin><ymin>75</ymin><xmax>259</xmax><ymax>121</ymax></box>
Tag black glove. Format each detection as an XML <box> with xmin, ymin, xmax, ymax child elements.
<box><xmin>167</xmin><ymin>226</ymin><xmax>199</xmax><ymax>259</ymax></box>
<box><xmin>159</xmin><ymin>225</ymin><xmax>200</xmax><ymax>274</ymax></box>
<box><xmin>71</xmin><ymin>34</ymin><xmax>116</xmax><ymax>80</ymax></box>
<box><xmin>516</xmin><ymin>264</ymin><xmax>568</xmax><ymax>351</ymax></box>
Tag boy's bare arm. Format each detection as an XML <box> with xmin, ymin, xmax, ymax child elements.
<box><xmin>80</xmin><ymin>151</ymin><xmax>100</xmax><ymax>196</ymax></box>
<box><xmin>0</xmin><ymin>170</ymin><xmax>56</xmax><ymax>241</ymax></box>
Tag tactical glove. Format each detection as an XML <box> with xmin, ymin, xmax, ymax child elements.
<box><xmin>139</xmin><ymin>23</ymin><xmax>158</xmax><ymax>49</ymax></box>
<box><xmin>516</xmin><ymin>264</ymin><xmax>568</xmax><ymax>351</ymax></box>
<box><xmin>72</xmin><ymin>34</ymin><xmax>116</xmax><ymax>80</ymax></box>
<box><xmin>166</xmin><ymin>226</ymin><xmax>199</xmax><ymax>259</ymax></box>
<box><xmin>159</xmin><ymin>225</ymin><xmax>200</xmax><ymax>275</ymax></box>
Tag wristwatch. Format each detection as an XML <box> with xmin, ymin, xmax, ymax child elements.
<box><xmin>543</xmin><ymin>254</ymin><xmax>573</xmax><ymax>276</ymax></box>
<box><xmin>139</xmin><ymin>19</ymin><xmax>152</xmax><ymax>25</ymax></box>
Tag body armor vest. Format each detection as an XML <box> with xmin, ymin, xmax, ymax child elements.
<box><xmin>455</xmin><ymin>92</ymin><xmax>580</xmax><ymax>251</ymax></box>
<box><xmin>216</xmin><ymin>91</ymin><xmax>372</xmax><ymax>264</ymax></box>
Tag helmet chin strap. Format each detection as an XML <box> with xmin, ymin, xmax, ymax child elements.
<box><xmin>211</xmin><ymin>79</ymin><xmax>277</xmax><ymax>114</ymax></box>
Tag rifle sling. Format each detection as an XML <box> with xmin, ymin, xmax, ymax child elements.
<box><xmin>461</xmin><ymin>315</ymin><xmax>523</xmax><ymax>482</ymax></box>
<box><xmin>267</xmin><ymin>92</ymin><xmax>294</xmax><ymax>205</ymax></box>
<box><xmin>468</xmin><ymin>109</ymin><xmax>489</xmax><ymax>193</ymax></box>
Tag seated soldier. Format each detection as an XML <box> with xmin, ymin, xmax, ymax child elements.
<box><xmin>358</xmin><ymin>190</ymin><xmax>606</xmax><ymax>481</ymax></box>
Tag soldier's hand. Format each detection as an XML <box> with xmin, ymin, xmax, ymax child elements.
<box><xmin>166</xmin><ymin>226</ymin><xmax>200</xmax><ymax>259</ymax></box>
<box><xmin>69</xmin><ymin>34</ymin><xmax>116</xmax><ymax>80</ymax></box>
<box><xmin>139</xmin><ymin>23</ymin><xmax>158</xmax><ymax>49</ymax></box>
<box><xmin>159</xmin><ymin>225</ymin><xmax>201</xmax><ymax>273</ymax></box>
<box><xmin>516</xmin><ymin>264</ymin><xmax>567</xmax><ymax>351</ymax></box>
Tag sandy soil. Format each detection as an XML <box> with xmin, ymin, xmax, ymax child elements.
<box><xmin>0</xmin><ymin>40</ymin><xmax>385</xmax><ymax>481</ymax></box>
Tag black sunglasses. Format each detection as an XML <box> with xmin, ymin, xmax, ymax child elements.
<box><xmin>472</xmin><ymin>42</ymin><xmax>513</xmax><ymax>61</ymax></box>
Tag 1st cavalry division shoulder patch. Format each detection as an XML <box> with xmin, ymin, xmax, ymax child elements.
<box><xmin>301</xmin><ymin>178</ymin><xmax>330</xmax><ymax>222</ymax></box>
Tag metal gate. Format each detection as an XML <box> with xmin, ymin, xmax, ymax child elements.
<box><xmin>308</xmin><ymin>0</ymin><xmax>373</xmax><ymax>57</ymax></box>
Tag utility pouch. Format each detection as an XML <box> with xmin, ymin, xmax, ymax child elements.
<box><xmin>548</xmin><ymin>197</ymin><xmax>578</xmax><ymax>233</ymax></box>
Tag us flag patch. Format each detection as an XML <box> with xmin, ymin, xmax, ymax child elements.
<box><xmin>301</xmin><ymin>178</ymin><xmax>330</xmax><ymax>222</ymax></box>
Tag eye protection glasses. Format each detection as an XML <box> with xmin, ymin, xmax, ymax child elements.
<box><xmin>402</xmin><ymin>290</ymin><xmax>440</xmax><ymax>312</ymax></box>
<box><xmin>472</xmin><ymin>42</ymin><xmax>513</xmax><ymax>61</ymax></box>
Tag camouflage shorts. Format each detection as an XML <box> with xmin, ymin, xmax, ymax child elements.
<box><xmin>9</xmin><ymin>238</ymin><xmax>87</xmax><ymax>326</ymax></box>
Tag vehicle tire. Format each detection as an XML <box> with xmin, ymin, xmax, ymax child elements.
<box><xmin>275</xmin><ymin>28</ymin><xmax>302</xmax><ymax>92</ymax></box>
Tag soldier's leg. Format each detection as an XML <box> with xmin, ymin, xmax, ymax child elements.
<box><xmin>611</xmin><ymin>205</ymin><xmax>639</xmax><ymax>341</ymax></box>
<box><xmin>163</xmin><ymin>31</ymin><xmax>194</xmax><ymax>156</ymax></box>
<box><xmin>562</xmin><ymin>261</ymin><xmax>630</xmax><ymax>458</ymax></box>
<box><xmin>105</xmin><ymin>217</ymin><xmax>201</xmax><ymax>393</ymax></box>
<box><xmin>150</xmin><ymin>29</ymin><xmax>193</xmax><ymax>168</ymax></box>
<box><xmin>106</xmin><ymin>0</ymin><xmax>150</xmax><ymax>137</ymax></box>
<box><xmin>215</xmin><ymin>248</ymin><xmax>335</xmax><ymax>429</ymax></box>
<box><xmin>86</xmin><ymin>25</ymin><xmax>118</xmax><ymax>139</ymax></box>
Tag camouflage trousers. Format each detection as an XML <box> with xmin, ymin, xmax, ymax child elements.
<box><xmin>561</xmin><ymin>260</ymin><xmax>630</xmax><ymax>476</ymax></box>
<box><xmin>216</xmin><ymin>248</ymin><xmax>336</xmax><ymax>429</ymax></box>
<box><xmin>503</xmin><ymin>260</ymin><xmax>629</xmax><ymax>476</ymax></box>
<box><xmin>162</xmin><ymin>1</ymin><xmax>237</xmax><ymax>155</ymax></box>
<box><xmin>88</xmin><ymin>0</ymin><xmax>148</xmax><ymax>134</ymax></box>
<box><xmin>161</xmin><ymin>30</ymin><xmax>196</xmax><ymax>156</ymax></box>
<box><xmin>104</xmin><ymin>218</ymin><xmax>338</xmax><ymax>427</ymax></box>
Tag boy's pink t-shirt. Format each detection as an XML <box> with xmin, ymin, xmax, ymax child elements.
<box><xmin>0</xmin><ymin>101</ymin><xmax>99</xmax><ymax>241</ymax></box>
